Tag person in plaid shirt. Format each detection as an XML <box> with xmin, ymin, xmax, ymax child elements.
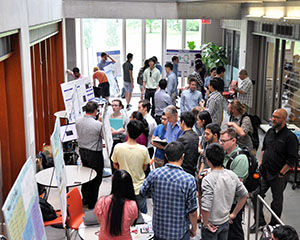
<box><xmin>232</xmin><ymin>69</ymin><xmax>253</xmax><ymax>109</ymax></box>
<box><xmin>140</xmin><ymin>141</ymin><xmax>198</xmax><ymax>240</ymax></box>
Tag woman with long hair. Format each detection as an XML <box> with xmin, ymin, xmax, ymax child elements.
<box><xmin>125</xmin><ymin>111</ymin><xmax>149</xmax><ymax>147</ymax></box>
<box><xmin>137</xmin><ymin>59</ymin><xmax>150</xmax><ymax>100</ymax></box>
<box><xmin>94</xmin><ymin>170</ymin><xmax>138</xmax><ymax>239</ymax></box>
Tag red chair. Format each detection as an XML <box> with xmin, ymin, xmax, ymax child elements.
<box><xmin>66</xmin><ymin>187</ymin><xmax>84</xmax><ymax>232</ymax></box>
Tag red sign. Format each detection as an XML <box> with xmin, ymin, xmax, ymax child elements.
<box><xmin>201</xmin><ymin>19</ymin><xmax>211</xmax><ymax>24</ymax></box>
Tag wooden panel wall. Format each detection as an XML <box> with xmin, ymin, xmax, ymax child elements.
<box><xmin>30</xmin><ymin>22</ymin><xmax>65</xmax><ymax>152</ymax></box>
<box><xmin>0</xmin><ymin>33</ymin><xmax>26</xmax><ymax>198</ymax></box>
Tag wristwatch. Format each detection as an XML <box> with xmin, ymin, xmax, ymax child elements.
<box><xmin>202</xmin><ymin>224</ymin><xmax>209</xmax><ymax>230</ymax></box>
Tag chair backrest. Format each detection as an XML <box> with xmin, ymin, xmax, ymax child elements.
<box><xmin>66</xmin><ymin>187</ymin><xmax>84</xmax><ymax>229</ymax></box>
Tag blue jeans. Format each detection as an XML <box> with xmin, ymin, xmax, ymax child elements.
<box><xmin>154</xmin><ymin>230</ymin><xmax>190</xmax><ymax>240</ymax></box>
<box><xmin>201</xmin><ymin>222</ymin><xmax>229</xmax><ymax>240</ymax></box>
<box><xmin>136</xmin><ymin>194</ymin><xmax>147</xmax><ymax>214</ymax></box>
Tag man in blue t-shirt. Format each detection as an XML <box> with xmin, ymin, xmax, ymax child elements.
<box><xmin>151</xmin><ymin>113</ymin><xmax>168</xmax><ymax>168</ymax></box>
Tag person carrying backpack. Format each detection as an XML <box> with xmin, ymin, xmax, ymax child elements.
<box><xmin>220</xmin><ymin>128</ymin><xmax>249</xmax><ymax>240</ymax></box>
<box><xmin>227</xmin><ymin>100</ymin><xmax>257</xmax><ymax>154</ymax></box>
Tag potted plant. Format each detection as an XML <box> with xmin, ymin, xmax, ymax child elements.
<box><xmin>187</xmin><ymin>41</ymin><xmax>196</xmax><ymax>50</ymax></box>
<box><xmin>199</xmin><ymin>42</ymin><xmax>228</xmax><ymax>71</ymax></box>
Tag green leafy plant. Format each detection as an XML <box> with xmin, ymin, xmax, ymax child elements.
<box><xmin>200</xmin><ymin>42</ymin><xmax>228</xmax><ymax>71</ymax></box>
<box><xmin>187</xmin><ymin>41</ymin><xmax>196</xmax><ymax>50</ymax></box>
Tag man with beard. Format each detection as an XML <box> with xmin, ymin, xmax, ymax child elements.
<box><xmin>250</xmin><ymin>108</ymin><xmax>298</xmax><ymax>232</ymax></box>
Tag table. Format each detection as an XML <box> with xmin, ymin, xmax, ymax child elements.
<box><xmin>260</xmin><ymin>123</ymin><xmax>300</xmax><ymax>133</ymax></box>
<box><xmin>54</xmin><ymin>110</ymin><xmax>68</xmax><ymax>119</ymax></box>
<box><xmin>78</xmin><ymin>213</ymin><xmax>153</xmax><ymax>240</ymax></box>
<box><xmin>35</xmin><ymin>165</ymin><xmax>97</xmax><ymax>189</ymax></box>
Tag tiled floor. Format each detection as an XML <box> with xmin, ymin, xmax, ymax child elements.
<box><xmin>45</xmin><ymin>95</ymin><xmax>300</xmax><ymax>239</ymax></box>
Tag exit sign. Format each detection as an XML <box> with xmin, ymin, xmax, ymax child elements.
<box><xmin>202</xmin><ymin>19</ymin><xmax>211</xmax><ymax>24</ymax></box>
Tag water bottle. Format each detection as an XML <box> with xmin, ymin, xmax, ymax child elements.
<box><xmin>77</xmin><ymin>159</ymin><xmax>82</xmax><ymax>174</ymax></box>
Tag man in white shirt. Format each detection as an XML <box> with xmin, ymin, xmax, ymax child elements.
<box><xmin>142</xmin><ymin>57</ymin><xmax>161</xmax><ymax>116</ymax></box>
<box><xmin>138</xmin><ymin>99</ymin><xmax>157</xmax><ymax>162</ymax></box>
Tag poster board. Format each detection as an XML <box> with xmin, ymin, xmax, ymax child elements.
<box><xmin>165</xmin><ymin>49</ymin><xmax>202</xmax><ymax>78</ymax></box>
<box><xmin>50</xmin><ymin>117</ymin><xmax>67</xmax><ymax>227</ymax></box>
<box><xmin>2</xmin><ymin>157</ymin><xmax>47</xmax><ymax>240</ymax></box>
<box><xmin>101</xmin><ymin>103</ymin><xmax>113</xmax><ymax>158</ymax></box>
<box><xmin>61</xmin><ymin>77</ymin><xmax>95</xmax><ymax>123</ymax></box>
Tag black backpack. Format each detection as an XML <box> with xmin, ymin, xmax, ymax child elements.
<box><xmin>39</xmin><ymin>197</ymin><xmax>57</xmax><ymax>221</ymax></box>
<box><xmin>226</xmin><ymin>146</ymin><xmax>260</xmax><ymax>192</ymax></box>
<box><xmin>230</xmin><ymin>114</ymin><xmax>261</xmax><ymax>150</ymax></box>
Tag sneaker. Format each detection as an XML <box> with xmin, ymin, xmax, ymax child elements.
<box><xmin>250</xmin><ymin>221</ymin><xmax>266</xmax><ymax>233</ymax></box>
<box><xmin>126</xmin><ymin>105</ymin><xmax>131</xmax><ymax>111</ymax></box>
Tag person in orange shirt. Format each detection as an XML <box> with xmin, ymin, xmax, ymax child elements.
<box><xmin>93</xmin><ymin>66</ymin><xmax>110</xmax><ymax>100</ymax></box>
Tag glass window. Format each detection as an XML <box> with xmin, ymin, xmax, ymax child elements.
<box><xmin>224</xmin><ymin>31</ymin><xmax>232</xmax><ymax>86</ymax></box>
<box><xmin>232</xmin><ymin>33</ymin><xmax>240</xmax><ymax>82</ymax></box>
<box><xmin>167</xmin><ymin>20</ymin><xmax>182</xmax><ymax>50</ymax></box>
<box><xmin>282</xmin><ymin>40</ymin><xmax>300</xmax><ymax>126</ymax></box>
<box><xmin>82</xmin><ymin>19</ymin><xmax>122</xmax><ymax>76</ymax></box>
<box><xmin>146</xmin><ymin>19</ymin><xmax>162</xmax><ymax>62</ymax></box>
<box><xmin>186</xmin><ymin>20</ymin><xmax>201</xmax><ymax>49</ymax></box>
<box><xmin>264</xmin><ymin>40</ymin><xmax>275</xmax><ymax>121</ymax></box>
<box><xmin>126</xmin><ymin>19</ymin><xmax>142</xmax><ymax>86</ymax></box>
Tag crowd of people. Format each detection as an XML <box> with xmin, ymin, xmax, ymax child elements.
<box><xmin>73</xmin><ymin>52</ymin><xmax>299</xmax><ymax>240</ymax></box>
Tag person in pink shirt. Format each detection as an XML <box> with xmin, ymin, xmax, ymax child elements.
<box><xmin>125</xmin><ymin>111</ymin><xmax>149</xmax><ymax>147</ymax></box>
<box><xmin>94</xmin><ymin>169</ymin><xmax>138</xmax><ymax>240</ymax></box>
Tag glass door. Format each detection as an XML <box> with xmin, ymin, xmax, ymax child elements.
<box><xmin>263</xmin><ymin>38</ymin><xmax>276</xmax><ymax>121</ymax></box>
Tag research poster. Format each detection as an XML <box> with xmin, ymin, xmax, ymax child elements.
<box><xmin>101</xmin><ymin>103</ymin><xmax>113</xmax><ymax>158</ymax></box>
<box><xmin>61</xmin><ymin>77</ymin><xmax>95</xmax><ymax>123</ymax></box>
<box><xmin>2</xmin><ymin>157</ymin><xmax>46</xmax><ymax>240</ymax></box>
<box><xmin>165</xmin><ymin>49</ymin><xmax>202</xmax><ymax>78</ymax></box>
<box><xmin>50</xmin><ymin>117</ymin><xmax>67</xmax><ymax>227</ymax></box>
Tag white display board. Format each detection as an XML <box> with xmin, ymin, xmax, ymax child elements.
<box><xmin>50</xmin><ymin>117</ymin><xmax>67</xmax><ymax>227</ymax></box>
<box><xmin>101</xmin><ymin>103</ymin><xmax>113</xmax><ymax>158</ymax></box>
<box><xmin>165</xmin><ymin>49</ymin><xmax>202</xmax><ymax>78</ymax></box>
<box><xmin>104</xmin><ymin>64</ymin><xmax>121</xmax><ymax>97</ymax></box>
<box><xmin>2</xmin><ymin>157</ymin><xmax>47</xmax><ymax>240</ymax></box>
<box><xmin>61</xmin><ymin>77</ymin><xmax>95</xmax><ymax>123</ymax></box>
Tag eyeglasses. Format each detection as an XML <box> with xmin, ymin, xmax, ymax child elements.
<box><xmin>150</xmin><ymin>72</ymin><xmax>152</xmax><ymax>77</ymax></box>
<box><xmin>220</xmin><ymin>138</ymin><xmax>233</xmax><ymax>144</ymax></box>
<box><xmin>161</xmin><ymin>118</ymin><xmax>167</xmax><ymax>121</ymax></box>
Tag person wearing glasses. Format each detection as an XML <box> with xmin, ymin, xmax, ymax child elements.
<box><xmin>220</xmin><ymin>128</ymin><xmax>249</xmax><ymax>240</ymax></box>
<box><xmin>142</xmin><ymin>57</ymin><xmax>161</xmax><ymax>116</ymax></box>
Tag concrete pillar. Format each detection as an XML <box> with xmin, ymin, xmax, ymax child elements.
<box><xmin>65</xmin><ymin>18</ymin><xmax>77</xmax><ymax>81</ymax></box>
<box><xmin>19</xmin><ymin>1</ymin><xmax>36</xmax><ymax>161</ymax></box>
<box><xmin>201</xmin><ymin>20</ymin><xmax>222</xmax><ymax>45</ymax></box>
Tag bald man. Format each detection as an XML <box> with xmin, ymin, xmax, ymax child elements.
<box><xmin>232</xmin><ymin>69</ymin><xmax>253</xmax><ymax>109</ymax></box>
<box><xmin>250</xmin><ymin>108</ymin><xmax>298</xmax><ymax>233</ymax></box>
